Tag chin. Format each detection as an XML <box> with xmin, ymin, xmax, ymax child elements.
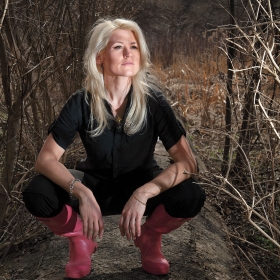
<box><xmin>126</xmin><ymin>69</ymin><xmax>139</xmax><ymax>76</ymax></box>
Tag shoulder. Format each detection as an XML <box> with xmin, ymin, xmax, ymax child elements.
<box><xmin>147</xmin><ymin>88</ymin><xmax>166</xmax><ymax>105</ymax></box>
<box><xmin>147</xmin><ymin>88</ymin><xmax>172</xmax><ymax>113</ymax></box>
<box><xmin>146</xmin><ymin>72</ymin><xmax>168</xmax><ymax>104</ymax></box>
<box><xmin>63</xmin><ymin>89</ymin><xmax>90</xmax><ymax>112</ymax></box>
<box><xmin>57</xmin><ymin>89</ymin><xmax>90</xmax><ymax>124</ymax></box>
<box><xmin>67</xmin><ymin>88</ymin><xmax>87</xmax><ymax>104</ymax></box>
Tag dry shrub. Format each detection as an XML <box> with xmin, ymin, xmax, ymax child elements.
<box><xmin>153</xmin><ymin>21</ymin><xmax>280</xmax><ymax>278</ymax></box>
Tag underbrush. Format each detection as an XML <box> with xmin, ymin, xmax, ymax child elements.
<box><xmin>154</xmin><ymin>47</ymin><xmax>280</xmax><ymax>279</ymax></box>
<box><xmin>0</xmin><ymin>40</ymin><xmax>279</xmax><ymax>280</ymax></box>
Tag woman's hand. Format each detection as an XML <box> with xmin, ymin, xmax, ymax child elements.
<box><xmin>119</xmin><ymin>192</ymin><xmax>147</xmax><ymax>240</ymax></box>
<box><xmin>78</xmin><ymin>189</ymin><xmax>104</xmax><ymax>241</ymax></box>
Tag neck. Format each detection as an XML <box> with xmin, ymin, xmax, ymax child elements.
<box><xmin>104</xmin><ymin>76</ymin><xmax>131</xmax><ymax>105</ymax></box>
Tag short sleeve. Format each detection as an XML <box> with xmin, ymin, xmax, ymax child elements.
<box><xmin>152</xmin><ymin>92</ymin><xmax>186</xmax><ymax>151</ymax></box>
<box><xmin>48</xmin><ymin>92</ymin><xmax>83</xmax><ymax>150</ymax></box>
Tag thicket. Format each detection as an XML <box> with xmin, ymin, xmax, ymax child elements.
<box><xmin>153</xmin><ymin>1</ymin><xmax>280</xmax><ymax>278</ymax></box>
<box><xmin>0</xmin><ymin>0</ymin><xmax>279</xmax><ymax>279</ymax></box>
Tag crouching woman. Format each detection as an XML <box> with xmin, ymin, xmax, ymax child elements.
<box><xmin>22</xmin><ymin>18</ymin><xmax>206</xmax><ymax>279</ymax></box>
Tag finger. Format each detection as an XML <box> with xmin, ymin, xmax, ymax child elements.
<box><xmin>124</xmin><ymin>216</ymin><xmax>131</xmax><ymax>240</ymax></box>
<box><xmin>98</xmin><ymin>218</ymin><xmax>104</xmax><ymax>239</ymax></box>
<box><xmin>135</xmin><ymin>215</ymin><xmax>142</xmax><ymax>237</ymax></box>
<box><xmin>119</xmin><ymin>215</ymin><xmax>125</xmax><ymax>236</ymax></box>
<box><xmin>82</xmin><ymin>218</ymin><xmax>88</xmax><ymax>237</ymax></box>
<box><xmin>87</xmin><ymin>218</ymin><xmax>94</xmax><ymax>239</ymax></box>
<box><xmin>93</xmin><ymin>220</ymin><xmax>99</xmax><ymax>241</ymax></box>
<box><xmin>129</xmin><ymin>218</ymin><xmax>136</xmax><ymax>240</ymax></box>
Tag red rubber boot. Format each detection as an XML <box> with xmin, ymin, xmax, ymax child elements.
<box><xmin>37</xmin><ymin>205</ymin><xmax>97</xmax><ymax>279</ymax></box>
<box><xmin>134</xmin><ymin>204</ymin><xmax>191</xmax><ymax>275</ymax></box>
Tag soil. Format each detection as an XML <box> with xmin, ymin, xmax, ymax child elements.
<box><xmin>0</xmin><ymin>141</ymin><xmax>246</xmax><ymax>280</ymax></box>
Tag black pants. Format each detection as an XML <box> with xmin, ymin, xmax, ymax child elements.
<box><xmin>22</xmin><ymin>169</ymin><xmax>206</xmax><ymax>219</ymax></box>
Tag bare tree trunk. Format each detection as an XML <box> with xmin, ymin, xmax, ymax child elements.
<box><xmin>43</xmin><ymin>82</ymin><xmax>55</xmax><ymax>127</ymax></box>
<box><xmin>0</xmin><ymin>18</ymin><xmax>23</xmax><ymax>225</ymax></box>
<box><xmin>234</xmin><ymin>2</ymin><xmax>263</xmax><ymax>176</ymax></box>
<box><xmin>0</xmin><ymin>100</ymin><xmax>22</xmax><ymax>227</ymax></box>
<box><xmin>234</xmin><ymin>69</ymin><xmax>259</xmax><ymax>171</ymax></box>
<box><xmin>47</xmin><ymin>36</ymin><xmax>70</xmax><ymax>99</ymax></box>
<box><xmin>0</xmin><ymin>30</ymin><xmax>12</xmax><ymax>226</ymax></box>
<box><xmin>0</xmin><ymin>26</ymin><xmax>24</xmax><ymax>225</ymax></box>
<box><xmin>222</xmin><ymin>0</ymin><xmax>235</xmax><ymax>176</ymax></box>
<box><xmin>0</xmin><ymin>29</ymin><xmax>11</xmax><ymax>110</ymax></box>
<box><xmin>0</xmin><ymin>11</ymin><xmax>33</xmax><ymax>227</ymax></box>
<box><xmin>30</xmin><ymin>92</ymin><xmax>41</xmax><ymax>154</ymax></box>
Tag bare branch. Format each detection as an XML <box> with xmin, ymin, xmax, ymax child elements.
<box><xmin>0</xmin><ymin>0</ymin><xmax>9</xmax><ymax>31</ymax></box>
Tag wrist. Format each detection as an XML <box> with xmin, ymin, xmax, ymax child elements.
<box><xmin>72</xmin><ymin>182</ymin><xmax>92</xmax><ymax>200</ymax></box>
<box><xmin>133</xmin><ymin>187</ymin><xmax>150</xmax><ymax>201</ymax></box>
<box><xmin>133</xmin><ymin>191</ymin><xmax>147</xmax><ymax>205</ymax></box>
<box><xmin>134</xmin><ymin>182</ymin><xmax>160</xmax><ymax>200</ymax></box>
<box><xmin>69</xmin><ymin>179</ymin><xmax>81</xmax><ymax>200</ymax></box>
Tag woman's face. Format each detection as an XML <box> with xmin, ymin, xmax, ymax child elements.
<box><xmin>98</xmin><ymin>29</ymin><xmax>140</xmax><ymax>78</ymax></box>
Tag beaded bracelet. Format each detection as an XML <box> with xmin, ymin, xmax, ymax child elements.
<box><xmin>69</xmin><ymin>178</ymin><xmax>81</xmax><ymax>200</ymax></box>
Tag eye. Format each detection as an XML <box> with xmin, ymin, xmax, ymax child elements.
<box><xmin>113</xmin><ymin>45</ymin><xmax>123</xmax><ymax>50</ymax></box>
<box><xmin>131</xmin><ymin>45</ymin><xmax>138</xmax><ymax>50</ymax></box>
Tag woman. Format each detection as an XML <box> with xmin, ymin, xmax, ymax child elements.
<box><xmin>23</xmin><ymin>18</ymin><xmax>206</xmax><ymax>279</ymax></box>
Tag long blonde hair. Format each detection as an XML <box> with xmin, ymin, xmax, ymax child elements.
<box><xmin>83</xmin><ymin>18</ymin><xmax>151</xmax><ymax>136</ymax></box>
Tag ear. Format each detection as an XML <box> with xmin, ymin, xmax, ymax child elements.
<box><xmin>96</xmin><ymin>52</ymin><xmax>104</xmax><ymax>65</ymax></box>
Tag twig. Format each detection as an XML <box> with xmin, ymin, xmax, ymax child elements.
<box><xmin>0</xmin><ymin>0</ymin><xmax>9</xmax><ymax>31</ymax></box>
<box><xmin>223</xmin><ymin>224</ymin><xmax>255</xmax><ymax>280</ymax></box>
<box><xmin>257</xmin><ymin>99</ymin><xmax>280</xmax><ymax>140</ymax></box>
<box><xmin>226</xmin><ymin>231</ymin><xmax>279</xmax><ymax>258</ymax></box>
<box><xmin>199</xmin><ymin>173</ymin><xmax>280</xmax><ymax>249</ymax></box>
<box><xmin>238</xmin><ymin>245</ymin><xmax>269</xmax><ymax>280</ymax></box>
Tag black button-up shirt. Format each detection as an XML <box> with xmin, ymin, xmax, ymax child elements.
<box><xmin>49</xmin><ymin>88</ymin><xmax>185</xmax><ymax>179</ymax></box>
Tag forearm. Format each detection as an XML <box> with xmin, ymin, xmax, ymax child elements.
<box><xmin>135</xmin><ymin>158</ymin><xmax>197</xmax><ymax>201</ymax></box>
<box><xmin>35</xmin><ymin>158</ymin><xmax>92</xmax><ymax>200</ymax></box>
<box><xmin>155</xmin><ymin>160</ymin><xmax>197</xmax><ymax>189</ymax></box>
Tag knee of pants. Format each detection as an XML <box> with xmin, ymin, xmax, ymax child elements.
<box><xmin>166</xmin><ymin>179</ymin><xmax>206</xmax><ymax>218</ymax></box>
<box><xmin>22</xmin><ymin>175</ymin><xmax>67</xmax><ymax>218</ymax></box>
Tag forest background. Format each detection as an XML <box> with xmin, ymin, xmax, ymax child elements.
<box><xmin>0</xmin><ymin>0</ymin><xmax>279</xmax><ymax>279</ymax></box>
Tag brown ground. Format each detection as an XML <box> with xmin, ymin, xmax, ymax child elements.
<box><xmin>0</xmin><ymin>142</ymin><xmax>246</xmax><ymax>280</ymax></box>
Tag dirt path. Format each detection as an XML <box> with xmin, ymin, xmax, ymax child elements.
<box><xmin>0</xmin><ymin>142</ymin><xmax>245</xmax><ymax>280</ymax></box>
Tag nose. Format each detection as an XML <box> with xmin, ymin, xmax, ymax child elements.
<box><xmin>123</xmin><ymin>47</ymin><xmax>131</xmax><ymax>58</ymax></box>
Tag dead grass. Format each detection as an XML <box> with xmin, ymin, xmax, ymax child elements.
<box><xmin>153</xmin><ymin>44</ymin><xmax>280</xmax><ymax>280</ymax></box>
